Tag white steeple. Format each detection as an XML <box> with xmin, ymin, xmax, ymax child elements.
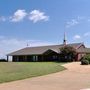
<box><xmin>63</xmin><ymin>31</ymin><xmax>67</xmax><ymax>45</ymax></box>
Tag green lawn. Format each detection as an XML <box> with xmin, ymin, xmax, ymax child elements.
<box><xmin>0</xmin><ymin>62</ymin><xmax>66</xmax><ymax>83</ymax></box>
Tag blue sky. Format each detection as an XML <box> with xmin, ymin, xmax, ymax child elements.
<box><xmin>0</xmin><ymin>0</ymin><xmax>90</xmax><ymax>58</ymax></box>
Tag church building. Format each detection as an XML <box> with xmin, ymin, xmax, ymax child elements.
<box><xmin>7</xmin><ymin>33</ymin><xmax>90</xmax><ymax>62</ymax></box>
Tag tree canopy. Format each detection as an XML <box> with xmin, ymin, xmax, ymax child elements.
<box><xmin>60</xmin><ymin>46</ymin><xmax>77</xmax><ymax>62</ymax></box>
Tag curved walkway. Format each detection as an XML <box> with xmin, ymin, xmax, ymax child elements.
<box><xmin>0</xmin><ymin>62</ymin><xmax>90</xmax><ymax>90</ymax></box>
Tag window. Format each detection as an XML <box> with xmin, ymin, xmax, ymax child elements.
<box><xmin>52</xmin><ymin>55</ymin><xmax>57</xmax><ymax>59</ymax></box>
<box><xmin>33</xmin><ymin>56</ymin><xmax>38</xmax><ymax>61</ymax></box>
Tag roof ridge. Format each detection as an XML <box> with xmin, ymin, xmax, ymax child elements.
<box><xmin>26</xmin><ymin>44</ymin><xmax>63</xmax><ymax>48</ymax></box>
<box><xmin>26</xmin><ymin>42</ymin><xmax>82</xmax><ymax>48</ymax></box>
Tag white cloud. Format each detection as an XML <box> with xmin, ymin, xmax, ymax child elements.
<box><xmin>65</xmin><ymin>16</ymin><xmax>86</xmax><ymax>28</ymax></box>
<box><xmin>29</xmin><ymin>10</ymin><xmax>49</xmax><ymax>23</ymax></box>
<box><xmin>88</xmin><ymin>19</ymin><xmax>90</xmax><ymax>22</ymax></box>
<box><xmin>73</xmin><ymin>35</ymin><xmax>81</xmax><ymax>40</ymax></box>
<box><xmin>87</xmin><ymin>17</ymin><xmax>90</xmax><ymax>22</ymax></box>
<box><xmin>10</xmin><ymin>9</ymin><xmax>27</xmax><ymax>22</ymax></box>
<box><xmin>77</xmin><ymin>16</ymin><xmax>85</xmax><ymax>20</ymax></box>
<box><xmin>66</xmin><ymin>19</ymin><xmax>79</xmax><ymax>28</ymax></box>
<box><xmin>0</xmin><ymin>9</ymin><xmax>49</xmax><ymax>23</ymax></box>
<box><xmin>84</xmin><ymin>32</ymin><xmax>90</xmax><ymax>37</ymax></box>
<box><xmin>73</xmin><ymin>32</ymin><xmax>90</xmax><ymax>41</ymax></box>
<box><xmin>0</xmin><ymin>16</ymin><xmax>6</xmax><ymax>22</ymax></box>
<box><xmin>0</xmin><ymin>36</ymin><xmax>53</xmax><ymax>59</ymax></box>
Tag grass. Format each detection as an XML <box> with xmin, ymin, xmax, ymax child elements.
<box><xmin>0</xmin><ymin>62</ymin><xmax>66</xmax><ymax>83</ymax></box>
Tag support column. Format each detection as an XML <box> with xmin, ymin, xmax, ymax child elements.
<box><xmin>16</xmin><ymin>56</ymin><xmax>19</xmax><ymax>62</ymax></box>
<box><xmin>25</xmin><ymin>56</ymin><xmax>27</xmax><ymax>61</ymax></box>
<box><xmin>42</xmin><ymin>55</ymin><xmax>44</xmax><ymax>61</ymax></box>
<box><xmin>7</xmin><ymin>56</ymin><xmax>9</xmax><ymax>62</ymax></box>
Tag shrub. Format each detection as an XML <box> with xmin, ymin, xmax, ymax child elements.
<box><xmin>81</xmin><ymin>60</ymin><xmax>89</xmax><ymax>65</ymax></box>
<box><xmin>87</xmin><ymin>59</ymin><xmax>90</xmax><ymax>64</ymax></box>
<box><xmin>82</xmin><ymin>54</ymin><xmax>90</xmax><ymax>64</ymax></box>
<box><xmin>0</xmin><ymin>59</ymin><xmax>7</xmax><ymax>62</ymax></box>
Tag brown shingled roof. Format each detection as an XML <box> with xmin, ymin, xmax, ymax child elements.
<box><xmin>77</xmin><ymin>48</ymin><xmax>90</xmax><ymax>53</ymax></box>
<box><xmin>7</xmin><ymin>43</ymin><xmax>83</xmax><ymax>56</ymax></box>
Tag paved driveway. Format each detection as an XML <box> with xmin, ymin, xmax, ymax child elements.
<box><xmin>0</xmin><ymin>62</ymin><xmax>90</xmax><ymax>90</ymax></box>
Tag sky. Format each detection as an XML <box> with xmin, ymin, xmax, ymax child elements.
<box><xmin>0</xmin><ymin>0</ymin><xmax>90</xmax><ymax>58</ymax></box>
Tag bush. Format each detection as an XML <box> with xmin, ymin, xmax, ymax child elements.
<box><xmin>87</xmin><ymin>59</ymin><xmax>90</xmax><ymax>64</ymax></box>
<box><xmin>82</xmin><ymin>54</ymin><xmax>90</xmax><ymax>64</ymax></box>
<box><xmin>0</xmin><ymin>59</ymin><xmax>7</xmax><ymax>62</ymax></box>
<box><xmin>81</xmin><ymin>60</ymin><xmax>89</xmax><ymax>65</ymax></box>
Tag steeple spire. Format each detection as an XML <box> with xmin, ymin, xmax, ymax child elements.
<box><xmin>26</xmin><ymin>43</ymin><xmax>29</xmax><ymax>47</ymax></box>
<box><xmin>63</xmin><ymin>31</ymin><xmax>66</xmax><ymax>45</ymax></box>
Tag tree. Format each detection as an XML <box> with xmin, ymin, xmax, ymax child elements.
<box><xmin>60</xmin><ymin>46</ymin><xmax>77</xmax><ymax>62</ymax></box>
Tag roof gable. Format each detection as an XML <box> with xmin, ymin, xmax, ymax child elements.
<box><xmin>43</xmin><ymin>49</ymin><xmax>59</xmax><ymax>55</ymax></box>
